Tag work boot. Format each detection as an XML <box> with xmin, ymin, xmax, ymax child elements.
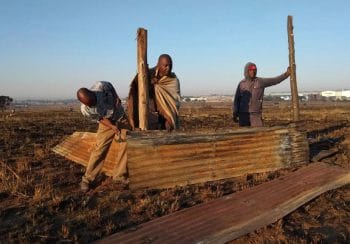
<box><xmin>80</xmin><ymin>181</ymin><xmax>90</xmax><ymax>193</ymax></box>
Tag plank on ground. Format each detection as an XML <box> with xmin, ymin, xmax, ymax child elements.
<box><xmin>99</xmin><ymin>162</ymin><xmax>350</xmax><ymax>244</ymax></box>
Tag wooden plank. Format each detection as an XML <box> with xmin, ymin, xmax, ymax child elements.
<box><xmin>137</xmin><ymin>28</ymin><xmax>149</xmax><ymax>130</ymax></box>
<box><xmin>99</xmin><ymin>163</ymin><xmax>350</xmax><ymax>244</ymax></box>
<box><xmin>287</xmin><ymin>15</ymin><xmax>300</xmax><ymax>121</ymax></box>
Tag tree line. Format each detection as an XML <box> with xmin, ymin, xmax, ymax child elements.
<box><xmin>0</xmin><ymin>96</ymin><xmax>13</xmax><ymax>111</ymax></box>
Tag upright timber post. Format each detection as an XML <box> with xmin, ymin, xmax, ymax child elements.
<box><xmin>287</xmin><ymin>15</ymin><xmax>300</xmax><ymax>121</ymax></box>
<box><xmin>137</xmin><ymin>28</ymin><xmax>149</xmax><ymax>130</ymax></box>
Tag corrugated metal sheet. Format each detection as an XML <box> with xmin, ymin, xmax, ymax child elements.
<box><xmin>53</xmin><ymin>124</ymin><xmax>309</xmax><ymax>190</ymax></box>
<box><xmin>52</xmin><ymin>132</ymin><xmax>125</xmax><ymax>176</ymax></box>
<box><xmin>52</xmin><ymin>132</ymin><xmax>95</xmax><ymax>167</ymax></box>
<box><xmin>99</xmin><ymin>162</ymin><xmax>350</xmax><ymax>244</ymax></box>
<box><xmin>127</xmin><ymin>125</ymin><xmax>308</xmax><ymax>190</ymax></box>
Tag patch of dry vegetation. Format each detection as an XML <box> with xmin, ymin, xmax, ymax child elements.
<box><xmin>0</xmin><ymin>102</ymin><xmax>349</xmax><ymax>242</ymax></box>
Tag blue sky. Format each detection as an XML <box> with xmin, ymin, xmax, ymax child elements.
<box><xmin>1</xmin><ymin>0</ymin><xmax>349</xmax><ymax>99</ymax></box>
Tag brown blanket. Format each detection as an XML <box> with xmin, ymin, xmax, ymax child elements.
<box><xmin>128</xmin><ymin>68</ymin><xmax>180</xmax><ymax>130</ymax></box>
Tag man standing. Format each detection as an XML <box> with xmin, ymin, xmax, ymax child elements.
<box><xmin>233</xmin><ymin>62</ymin><xmax>290</xmax><ymax>127</ymax></box>
<box><xmin>77</xmin><ymin>81</ymin><xmax>130</xmax><ymax>192</ymax></box>
<box><xmin>128</xmin><ymin>54</ymin><xmax>181</xmax><ymax>130</ymax></box>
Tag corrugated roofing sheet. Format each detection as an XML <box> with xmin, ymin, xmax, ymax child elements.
<box><xmin>127</xmin><ymin>125</ymin><xmax>308</xmax><ymax>190</ymax></box>
<box><xmin>99</xmin><ymin>162</ymin><xmax>350</xmax><ymax>244</ymax></box>
<box><xmin>53</xmin><ymin>124</ymin><xmax>309</xmax><ymax>190</ymax></box>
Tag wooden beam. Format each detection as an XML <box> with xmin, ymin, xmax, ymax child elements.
<box><xmin>137</xmin><ymin>28</ymin><xmax>149</xmax><ymax>130</ymax></box>
<box><xmin>99</xmin><ymin>162</ymin><xmax>350</xmax><ymax>244</ymax></box>
<box><xmin>287</xmin><ymin>15</ymin><xmax>300</xmax><ymax>121</ymax></box>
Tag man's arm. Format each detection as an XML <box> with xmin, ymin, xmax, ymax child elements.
<box><xmin>99</xmin><ymin>118</ymin><xmax>120</xmax><ymax>134</ymax></box>
<box><xmin>261</xmin><ymin>67</ymin><xmax>290</xmax><ymax>88</ymax></box>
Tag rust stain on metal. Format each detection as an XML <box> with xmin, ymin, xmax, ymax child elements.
<box><xmin>53</xmin><ymin>124</ymin><xmax>309</xmax><ymax>190</ymax></box>
<box><xmin>99</xmin><ymin>163</ymin><xmax>350</xmax><ymax>244</ymax></box>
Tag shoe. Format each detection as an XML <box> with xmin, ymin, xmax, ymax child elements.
<box><xmin>80</xmin><ymin>181</ymin><xmax>90</xmax><ymax>193</ymax></box>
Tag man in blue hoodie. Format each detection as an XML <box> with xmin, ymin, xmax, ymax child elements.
<box><xmin>233</xmin><ymin>62</ymin><xmax>290</xmax><ymax>127</ymax></box>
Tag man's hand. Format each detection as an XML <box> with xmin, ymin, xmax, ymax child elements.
<box><xmin>286</xmin><ymin>66</ymin><xmax>291</xmax><ymax>76</ymax></box>
<box><xmin>151</xmin><ymin>77</ymin><xmax>159</xmax><ymax>85</ymax></box>
<box><xmin>99</xmin><ymin>118</ymin><xmax>120</xmax><ymax>134</ymax></box>
<box><xmin>111</xmin><ymin>125</ymin><xmax>120</xmax><ymax>134</ymax></box>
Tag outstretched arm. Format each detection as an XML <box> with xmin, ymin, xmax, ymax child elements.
<box><xmin>261</xmin><ymin>67</ymin><xmax>290</xmax><ymax>88</ymax></box>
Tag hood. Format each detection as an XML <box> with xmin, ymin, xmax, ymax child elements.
<box><xmin>244</xmin><ymin>62</ymin><xmax>256</xmax><ymax>81</ymax></box>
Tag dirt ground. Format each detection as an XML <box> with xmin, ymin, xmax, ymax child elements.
<box><xmin>0</xmin><ymin>101</ymin><xmax>349</xmax><ymax>243</ymax></box>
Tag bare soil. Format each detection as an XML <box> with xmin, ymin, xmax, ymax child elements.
<box><xmin>0</xmin><ymin>101</ymin><xmax>349</xmax><ymax>243</ymax></box>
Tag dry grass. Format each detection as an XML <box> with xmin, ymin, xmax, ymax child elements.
<box><xmin>0</xmin><ymin>102</ymin><xmax>349</xmax><ymax>242</ymax></box>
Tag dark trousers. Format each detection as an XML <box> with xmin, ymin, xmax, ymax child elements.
<box><xmin>238</xmin><ymin>112</ymin><xmax>263</xmax><ymax>127</ymax></box>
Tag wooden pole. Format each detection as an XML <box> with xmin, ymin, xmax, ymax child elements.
<box><xmin>137</xmin><ymin>28</ymin><xmax>149</xmax><ymax>130</ymax></box>
<box><xmin>287</xmin><ymin>15</ymin><xmax>300</xmax><ymax>121</ymax></box>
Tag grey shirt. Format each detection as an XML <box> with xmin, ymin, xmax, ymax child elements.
<box><xmin>233</xmin><ymin>62</ymin><xmax>289</xmax><ymax>114</ymax></box>
<box><xmin>81</xmin><ymin>81</ymin><xmax>125</xmax><ymax>123</ymax></box>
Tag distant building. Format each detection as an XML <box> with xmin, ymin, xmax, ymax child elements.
<box><xmin>341</xmin><ymin>90</ymin><xmax>350</xmax><ymax>98</ymax></box>
<box><xmin>181</xmin><ymin>95</ymin><xmax>232</xmax><ymax>103</ymax></box>
<box><xmin>206</xmin><ymin>95</ymin><xmax>232</xmax><ymax>102</ymax></box>
<box><xmin>266</xmin><ymin>91</ymin><xmax>316</xmax><ymax>101</ymax></box>
<box><xmin>182</xmin><ymin>96</ymin><xmax>207</xmax><ymax>102</ymax></box>
<box><xmin>181</xmin><ymin>90</ymin><xmax>350</xmax><ymax>103</ymax></box>
<box><xmin>321</xmin><ymin>90</ymin><xmax>350</xmax><ymax>100</ymax></box>
<box><xmin>321</xmin><ymin>90</ymin><xmax>340</xmax><ymax>97</ymax></box>
<box><xmin>190</xmin><ymin>97</ymin><xmax>207</xmax><ymax>102</ymax></box>
<box><xmin>267</xmin><ymin>90</ymin><xmax>350</xmax><ymax>101</ymax></box>
<box><xmin>280</xmin><ymin>95</ymin><xmax>291</xmax><ymax>101</ymax></box>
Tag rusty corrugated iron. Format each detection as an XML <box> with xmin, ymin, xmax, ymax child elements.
<box><xmin>52</xmin><ymin>132</ymin><xmax>124</xmax><ymax>176</ymax></box>
<box><xmin>53</xmin><ymin>124</ymin><xmax>309</xmax><ymax>190</ymax></box>
<box><xmin>99</xmin><ymin>162</ymin><xmax>350</xmax><ymax>244</ymax></box>
<box><xmin>127</xmin><ymin>124</ymin><xmax>308</xmax><ymax>190</ymax></box>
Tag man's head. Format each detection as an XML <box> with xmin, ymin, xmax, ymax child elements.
<box><xmin>77</xmin><ymin>88</ymin><xmax>97</xmax><ymax>107</ymax></box>
<box><xmin>247</xmin><ymin>63</ymin><xmax>257</xmax><ymax>79</ymax></box>
<box><xmin>157</xmin><ymin>54</ymin><xmax>173</xmax><ymax>77</ymax></box>
<box><xmin>244</xmin><ymin>62</ymin><xmax>257</xmax><ymax>80</ymax></box>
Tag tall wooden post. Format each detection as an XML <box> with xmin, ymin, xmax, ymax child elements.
<box><xmin>137</xmin><ymin>28</ymin><xmax>149</xmax><ymax>130</ymax></box>
<box><xmin>287</xmin><ymin>15</ymin><xmax>300</xmax><ymax>121</ymax></box>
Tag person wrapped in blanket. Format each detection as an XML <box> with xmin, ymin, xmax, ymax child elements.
<box><xmin>77</xmin><ymin>81</ymin><xmax>130</xmax><ymax>192</ymax></box>
<box><xmin>128</xmin><ymin>54</ymin><xmax>181</xmax><ymax>131</ymax></box>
